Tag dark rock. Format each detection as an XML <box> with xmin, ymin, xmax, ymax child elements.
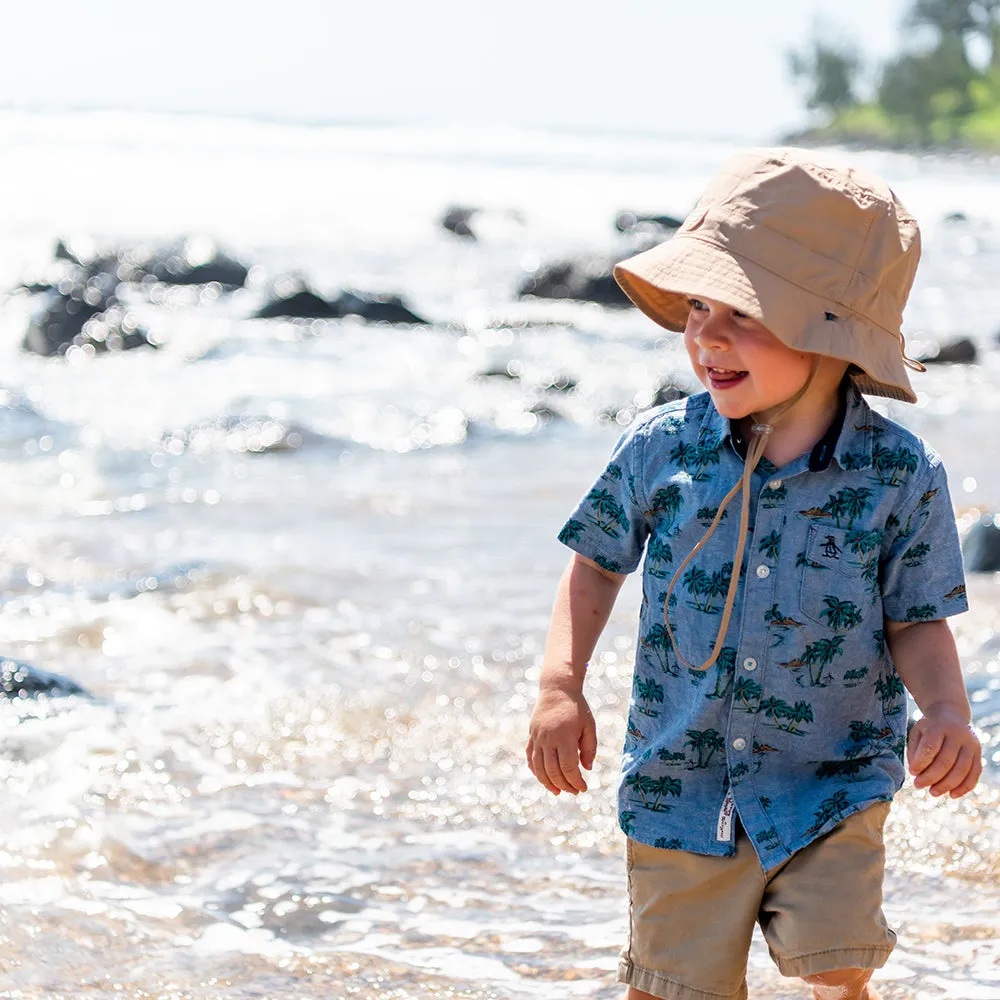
<box><xmin>528</xmin><ymin>402</ymin><xmax>562</xmax><ymax>422</ymax></box>
<box><xmin>254</xmin><ymin>280</ymin><xmax>428</xmax><ymax>325</ymax></box>
<box><xmin>615</xmin><ymin>211</ymin><xmax>685</xmax><ymax>234</ymax></box>
<box><xmin>518</xmin><ymin>257</ymin><xmax>631</xmax><ymax>307</ymax></box>
<box><xmin>333</xmin><ymin>291</ymin><xmax>428</xmax><ymax>325</ymax></box>
<box><xmin>23</xmin><ymin>281</ymin><xmax>155</xmax><ymax>357</ymax></box>
<box><xmin>917</xmin><ymin>337</ymin><xmax>978</xmax><ymax>365</ymax></box>
<box><xmin>477</xmin><ymin>366</ymin><xmax>521</xmax><ymax>382</ymax></box>
<box><xmin>963</xmin><ymin>513</ymin><xmax>1000</xmax><ymax>572</ymax></box>
<box><xmin>540</xmin><ymin>375</ymin><xmax>577</xmax><ymax>393</ymax></box>
<box><xmin>161</xmin><ymin>415</ymin><xmax>323</xmax><ymax>455</ymax></box>
<box><xmin>255</xmin><ymin>289</ymin><xmax>341</xmax><ymax>320</ymax></box>
<box><xmin>0</xmin><ymin>658</ymin><xmax>87</xmax><ymax>699</ymax></box>
<box><xmin>442</xmin><ymin>206</ymin><xmax>478</xmax><ymax>240</ymax></box>
<box><xmin>650</xmin><ymin>381</ymin><xmax>690</xmax><ymax>407</ymax></box>
<box><xmin>140</xmin><ymin>239</ymin><xmax>248</xmax><ymax>288</ymax></box>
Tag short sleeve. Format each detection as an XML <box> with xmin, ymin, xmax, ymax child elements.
<box><xmin>880</xmin><ymin>457</ymin><xmax>969</xmax><ymax>622</ymax></box>
<box><xmin>557</xmin><ymin>426</ymin><xmax>649</xmax><ymax>575</ymax></box>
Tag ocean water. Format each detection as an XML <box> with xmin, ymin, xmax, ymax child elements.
<box><xmin>0</xmin><ymin>111</ymin><xmax>998</xmax><ymax>999</ymax></box>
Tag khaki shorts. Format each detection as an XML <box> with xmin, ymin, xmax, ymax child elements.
<box><xmin>619</xmin><ymin>802</ymin><xmax>895</xmax><ymax>1000</ymax></box>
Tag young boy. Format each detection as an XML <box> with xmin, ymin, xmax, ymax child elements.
<box><xmin>526</xmin><ymin>148</ymin><xmax>982</xmax><ymax>1000</ymax></box>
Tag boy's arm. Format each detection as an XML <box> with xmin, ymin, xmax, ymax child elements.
<box><xmin>885</xmin><ymin>617</ymin><xmax>982</xmax><ymax>798</ymax></box>
<box><xmin>527</xmin><ymin>553</ymin><xmax>627</xmax><ymax>796</ymax></box>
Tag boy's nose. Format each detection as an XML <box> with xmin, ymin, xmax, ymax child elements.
<box><xmin>694</xmin><ymin>314</ymin><xmax>732</xmax><ymax>349</ymax></box>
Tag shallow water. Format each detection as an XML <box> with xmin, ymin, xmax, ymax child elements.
<box><xmin>0</xmin><ymin>112</ymin><xmax>998</xmax><ymax>998</ymax></box>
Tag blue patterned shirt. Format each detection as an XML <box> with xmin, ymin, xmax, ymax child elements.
<box><xmin>558</xmin><ymin>384</ymin><xmax>968</xmax><ymax>870</ymax></box>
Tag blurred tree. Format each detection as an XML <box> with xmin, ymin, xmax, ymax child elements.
<box><xmin>878</xmin><ymin>34</ymin><xmax>975</xmax><ymax>137</ymax></box>
<box><xmin>908</xmin><ymin>0</ymin><xmax>1000</xmax><ymax>66</ymax></box>
<box><xmin>788</xmin><ymin>37</ymin><xmax>862</xmax><ymax>113</ymax></box>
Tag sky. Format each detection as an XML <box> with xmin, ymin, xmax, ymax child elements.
<box><xmin>2</xmin><ymin>0</ymin><xmax>909</xmax><ymax>139</ymax></box>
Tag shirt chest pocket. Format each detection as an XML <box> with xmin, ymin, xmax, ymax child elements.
<box><xmin>797</xmin><ymin>524</ymin><xmax>873</xmax><ymax>631</ymax></box>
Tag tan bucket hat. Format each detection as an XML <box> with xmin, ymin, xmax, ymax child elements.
<box><xmin>613</xmin><ymin>147</ymin><xmax>925</xmax><ymax>403</ymax></box>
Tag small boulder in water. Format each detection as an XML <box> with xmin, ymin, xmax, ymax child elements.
<box><xmin>441</xmin><ymin>206</ymin><xmax>478</xmax><ymax>240</ymax></box>
<box><xmin>1</xmin><ymin>658</ymin><xmax>88</xmax><ymax>700</ymax></box>
<box><xmin>963</xmin><ymin>512</ymin><xmax>1000</xmax><ymax>572</ymax></box>
<box><xmin>518</xmin><ymin>257</ymin><xmax>631</xmax><ymax>307</ymax></box>
<box><xmin>615</xmin><ymin>211</ymin><xmax>684</xmax><ymax>234</ymax></box>
<box><xmin>917</xmin><ymin>337</ymin><xmax>978</xmax><ymax>365</ymax></box>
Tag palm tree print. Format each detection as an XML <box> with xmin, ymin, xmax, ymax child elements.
<box><xmin>646</xmin><ymin>538</ymin><xmax>673</xmax><ymax>578</ymax></box>
<box><xmin>594</xmin><ymin>555</ymin><xmax>621</xmax><ymax>573</ymax></box>
<box><xmin>905</xmin><ymin>604</ymin><xmax>938</xmax><ymax>622</ymax></box>
<box><xmin>647</xmin><ymin>484</ymin><xmax>684</xmax><ymax>525</ymax></box>
<box><xmin>602</xmin><ymin>463</ymin><xmax>623</xmax><ymax>483</ymax></box>
<box><xmin>756</xmin><ymin>826</ymin><xmax>781</xmax><ymax>848</ymax></box>
<box><xmin>815</xmin><ymin>756</ymin><xmax>874</xmax><ymax>780</ymax></box>
<box><xmin>625</xmin><ymin>772</ymin><xmax>683</xmax><ymax>811</ymax></box>
<box><xmin>902</xmin><ymin>542</ymin><xmax>931</xmax><ymax>567</ymax></box>
<box><xmin>758</xmin><ymin>530</ymin><xmax>781</xmax><ymax>560</ymax></box>
<box><xmin>635</xmin><ymin>676</ymin><xmax>665</xmax><ymax>717</ymax></box>
<box><xmin>706</xmin><ymin>646</ymin><xmax>736</xmax><ymax>700</ymax></box>
<box><xmin>697</xmin><ymin>504</ymin><xmax>729</xmax><ymax>525</ymax></box>
<box><xmin>558</xmin><ymin>519</ymin><xmax>585</xmax><ymax>544</ymax></box>
<box><xmin>841</xmin><ymin>451</ymin><xmax>868</xmax><ymax>471</ymax></box>
<box><xmin>585</xmin><ymin>487</ymin><xmax>630</xmax><ymax>537</ymax></box>
<box><xmin>872</xmin><ymin>628</ymin><xmax>886</xmax><ymax>657</ymax></box>
<box><xmin>785</xmin><ymin>635</ymin><xmax>844</xmax><ymax>686</ymax></box>
<box><xmin>619</xmin><ymin>811</ymin><xmax>637</xmax><ymax>836</ymax></box>
<box><xmin>824</xmin><ymin>487</ymin><xmax>874</xmax><ymax>528</ymax></box>
<box><xmin>682</xmin><ymin>562</ymin><xmax>732</xmax><ymax>614</ymax></box>
<box><xmin>819</xmin><ymin>595</ymin><xmax>863</xmax><ymax>632</ymax></box>
<box><xmin>874</xmin><ymin>674</ymin><xmax>905</xmax><ymax>717</ymax></box>
<box><xmin>641</xmin><ymin>623</ymin><xmax>678</xmax><ymax>676</ymax></box>
<box><xmin>842</xmin><ymin>666</ymin><xmax>869</xmax><ymax>687</ymax></box>
<box><xmin>669</xmin><ymin>431</ymin><xmax>721</xmax><ymax>481</ymax></box>
<box><xmin>733</xmin><ymin>677</ymin><xmax>762</xmax><ymax>711</ymax></box>
<box><xmin>656</xmin><ymin>747</ymin><xmax>688</xmax><ymax>765</ymax></box>
<box><xmin>654</xmin><ymin>837</ymin><xmax>683</xmax><ymax>849</ymax></box>
<box><xmin>730</xmin><ymin>761</ymin><xmax>751</xmax><ymax>783</ymax></box>
<box><xmin>758</xmin><ymin>697</ymin><xmax>814</xmax><ymax>735</ymax></box>
<box><xmin>684</xmin><ymin>729</ymin><xmax>724</xmax><ymax>768</ymax></box>
<box><xmin>870</xmin><ymin>445</ymin><xmax>918</xmax><ymax>487</ymax></box>
<box><xmin>808</xmin><ymin>789</ymin><xmax>850</xmax><ymax>832</ymax></box>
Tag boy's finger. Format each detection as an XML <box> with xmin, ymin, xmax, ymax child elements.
<box><xmin>912</xmin><ymin>739</ymin><xmax>959</xmax><ymax>788</ymax></box>
<box><xmin>560</xmin><ymin>751</ymin><xmax>588</xmax><ymax>794</ymax></box>
<box><xmin>542</xmin><ymin>745</ymin><xmax>575</xmax><ymax>794</ymax></box>
<box><xmin>579</xmin><ymin>721</ymin><xmax>598</xmax><ymax>771</ymax></box>
<box><xmin>949</xmin><ymin>752</ymin><xmax>983</xmax><ymax>798</ymax></box>
<box><xmin>531</xmin><ymin>744</ymin><xmax>560</xmax><ymax>795</ymax></box>
<box><xmin>928</xmin><ymin>746</ymin><xmax>973</xmax><ymax>796</ymax></box>
<box><xmin>907</xmin><ymin>725</ymin><xmax>942</xmax><ymax>774</ymax></box>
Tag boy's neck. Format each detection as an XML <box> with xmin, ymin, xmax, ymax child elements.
<box><xmin>735</xmin><ymin>378</ymin><xmax>847</xmax><ymax>471</ymax></box>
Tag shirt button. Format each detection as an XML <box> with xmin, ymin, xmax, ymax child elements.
<box><xmin>756</xmin><ymin>565</ymin><xmax>770</xmax><ymax>579</ymax></box>
<box><xmin>743</xmin><ymin>657</ymin><xmax>757</xmax><ymax>671</ymax></box>
<box><xmin>732</xmin><ymin>737</ymin><xmax>747</xmax><ymax>751</ymax></box>
<box><xmin>768</xmin><ymin>479</ymin><xmax>782</xmax><ymax>490</ymax></box>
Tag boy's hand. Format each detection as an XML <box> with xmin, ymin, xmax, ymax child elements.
<box><xmin>526</xmin><ymin>685</ymin><xmax>598</xmax><ymax>795</ymax></box>
<box><xmin>907</xmin><ymin>705</ymin><xmax>982</xmax><ymax>798</ymax></box>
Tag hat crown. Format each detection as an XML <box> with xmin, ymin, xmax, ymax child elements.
<box><xmin>681</xmin><ymin>149</ymin><xmax>920</xmax><ymax>336</ymax></box>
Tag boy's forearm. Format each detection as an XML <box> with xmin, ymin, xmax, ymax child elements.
<box><xmin>540</xmin><ymin>555</ymin><xmax>626</xmax><ymax>692</ymax></box>
<box><xmin>886</xmin><ymin>618</ymin><xmax>971</xmax><ymax>720</ymax></box>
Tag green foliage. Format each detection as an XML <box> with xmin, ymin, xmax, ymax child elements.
<box><xmin>788</xmin><ymin>1</ymin><xmax>1000</xmax><ymax>149</ymax></box>
<box><xmin>789</xmin><ymin>37</ymin><xmax>862</xmax><ymax>113</ymax></box>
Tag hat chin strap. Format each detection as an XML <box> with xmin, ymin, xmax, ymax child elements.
<box><xmin>662</xmin><ymin>359</ymin><xmax>821</xmax><ymax>672</ymax></box>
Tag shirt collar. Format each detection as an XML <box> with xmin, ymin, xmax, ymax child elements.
<box><xmin>719</xmin><ymin>376</ymin><xmax>874</xmax><ymax>473</ymax></box>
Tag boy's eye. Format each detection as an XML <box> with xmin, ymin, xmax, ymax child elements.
<box><xmin>688</xmin><ymin>297</ymin><xmax>707</xmax><ymax>311</ymax></box>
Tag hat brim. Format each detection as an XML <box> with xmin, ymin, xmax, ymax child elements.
<box><xmin>613</xmin><ymin>233</ymin><xmax>917</xmax><ymax>404</ymax></box>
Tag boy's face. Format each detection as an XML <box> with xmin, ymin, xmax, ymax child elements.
<box><xmin>683</xmin><ymin>296</ymin><xmax>814</xmax><ymax>420</ymax></box>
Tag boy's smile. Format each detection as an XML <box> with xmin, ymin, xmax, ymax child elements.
<box><xmin>683</xmin><ymin>296</ymin><xmax>814</xmax><ymax>420</ymax></box>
